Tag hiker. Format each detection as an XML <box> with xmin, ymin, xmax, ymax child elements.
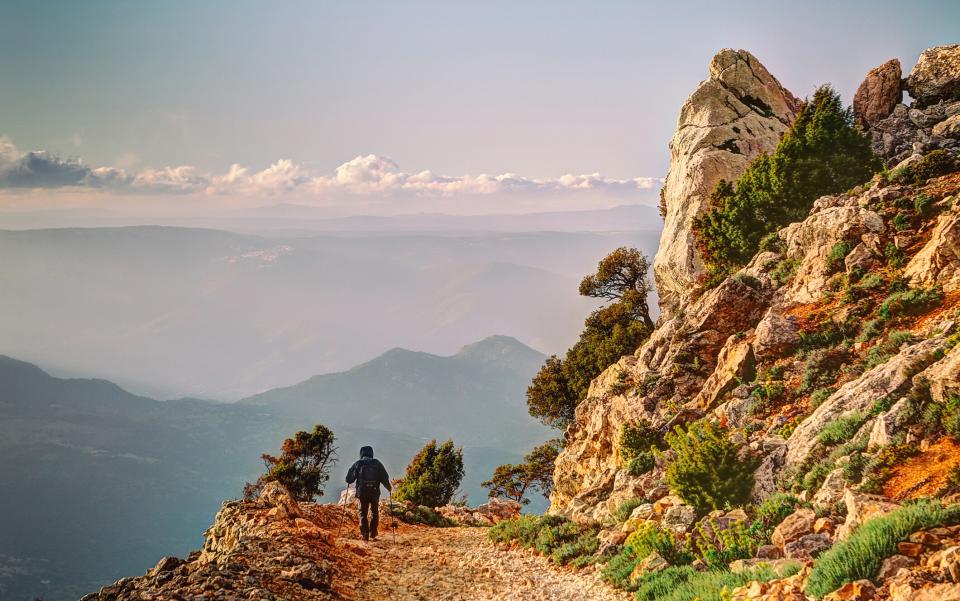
<box><xmin>345</xmin><ymin>445</ymin><xmax>392</xmax><ymax>541</ymax></box>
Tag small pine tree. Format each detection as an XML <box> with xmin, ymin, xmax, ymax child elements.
<box><xmin>693</xmin><ymin>85</ymin><xmax>881</xmax><ymax>278</ymax></box>
<box><xmin>527</xmin><ymin>247</ymin><xmax>654</xmax><ymax>429</ymax></box>
<box><xmin>393</xmin><ymin>439</ymin><xmax>465</xmax><ymax>508</ymax></box>
<box><xmin>483</xmin><ymin>439</ymin><xmax>561</xmax><ymax>504</ymax></box>
<box><xmin>663</xmin><ymin>420</ymin><xmax>759</xmax><ymax>515</ymax></box>
<box><xmin>244</xmin><ymin>424</ymin><xmax>337</xmax><ymax>502</ymax></box>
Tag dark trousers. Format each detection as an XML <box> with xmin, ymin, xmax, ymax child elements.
<box><xmin>359</xmin><ymin>495</ymin><xmax>380</xmax><ymax>538</ymax></box>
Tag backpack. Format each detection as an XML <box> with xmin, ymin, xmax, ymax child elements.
<box><xmin>356</xmin><ymin>458</ymin><xmax>381</xmax><ymax>498</ymax></box>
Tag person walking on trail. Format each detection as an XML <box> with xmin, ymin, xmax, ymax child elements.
<box><xmin>345</xmin><ymin>445</ymin><xmax>391</xmax><ymax>541</ymax></box>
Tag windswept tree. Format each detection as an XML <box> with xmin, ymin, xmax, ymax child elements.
<box><xmin>244</xmin><ymin>423</ymin><xmax>337</xmax><ymax>502</ymax></box>
<box><xmin>528</xmin><ymin>247</ymin><xmax>654</xmax><ymax>430</ymax></box>
<box><xmin>393</xmin><ymin>439</ymin><xmax>465</xmax><ymax>508</ymax></box>
<box><xmin>482</xmin><ymin>439</ymin><xmax>561</xmax><ymax>505</ymax></box>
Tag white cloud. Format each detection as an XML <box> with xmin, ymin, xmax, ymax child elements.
<box><xmin>0</xmin><ymin>135</ymin><xmax>663</xmax><ymax>201</ymax></box>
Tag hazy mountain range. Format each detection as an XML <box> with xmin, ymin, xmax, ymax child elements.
<box><xmin>0</xmin><ymin>336</ymin><xmax>551</xmax><ymax>601</ymax></box>
<box><xmin>0</xmin><ymin>224</ymin><xmax>660</xmax><ymax>400</ymax></box>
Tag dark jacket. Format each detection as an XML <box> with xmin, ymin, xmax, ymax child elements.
<box><xmin>346</xmin><ymin>446</ymin><xmax>391</xmax><ymax>497</ymax></box>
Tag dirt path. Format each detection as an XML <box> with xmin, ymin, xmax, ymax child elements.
<box><xmin>334</xmin><ymin>526</ymin><xmax>631</xmax><ymax>601</ymax></box>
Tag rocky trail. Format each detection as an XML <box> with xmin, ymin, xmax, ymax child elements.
<box><xmin>336</xmin><ymin>523</ymin><xmax>629</xmax><ymax>601</ymax></box>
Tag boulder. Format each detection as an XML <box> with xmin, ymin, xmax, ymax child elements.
<box><xmin>837</xmin><ymin>489</ymin><xmax>900</xmax><ymax>540</ymax></box>
<box><xmin>783</xmin><ymin>533</ymin><xmax>832</xmax><ymax>560</ymax></box>
<box><xmin>753</xmin><ymin>310</ymin><xmax>800</xmax><ymax>360</ymax></box>
<box><xmin>261</xmin><ymin>481</ymin><xmax>302</xmax><ymax>520</ymax></box>
<box><xmin>630</xmin><ymin>551</ymin><xmax>669</xmax><ymax>585</ymax></box>
<box><xmin>824</xmin><ymin>580</ymin><xmax>876</xmax><ymax>601</ymax></box>
<box><xmin>933</xmin><ymin>114</ymin><xmax>960</xmax><ymax>139</ymax></box>
<box><xmin>772</xmin><ymin>508</ymin><xmax>816</xmax><ymax>549</ymax></box>
<box><xmin>654</xmin><ymin>48</ymin><xmax>799</xmax><ymax>315</ymax></box>
<box><xmin>844</xmin><ymin>242</ymin><xmax>877</xmax><ymax>274</ymax></box>
<box><xmin>693</xmin><ymin>334</ymin><xmax>755</xmax><ymax>410</ymax></box>
<box><xmin>854</xmin><ymin>59</ymin><xmax>902</xmax><ymax>129</ymax></box>
<box><xmin>662</xmin><ymin>503</ymin><xmax>698</xmax><ymax>534</ymax></box>
<box><xmin>813</xmin><ymin>468</ymin><xmax>848</xmax><ymax>507</ymax></box>
<box><xmin>926</xmin><ymin>345</ymin><xmax>960</xmax><ymax>404</ymax></box>
<box><xmin>878</xmin><ymin>554</ymin><xmax>917</xmax><ymax>579</ymax></box>
<box><xmin>939</xmin><ymin>545</ymin><xmax>960</xmax><ymax>583</ymax></box>
<box><xmin>907</xmin><ymin>45</ymin><xmax>960</xmax><ymax>108</ymax></box>
<box><xmin>904</xmin><ymin>202</ymin><xmax>960</xmax><ymax>294</ymax></box>
<box><xmin>868</xmin><ymin>397</ymin><xmax>912</xmax><ymax>451</ymax></box>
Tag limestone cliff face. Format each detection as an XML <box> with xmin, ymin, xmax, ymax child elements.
<box><xmin>653</xmin><ymin>49</ymin><xmax>800</xmax><ymax>317</ymax></box>
<box><xmin>552</xmin><ymin>45</ymin><xmax>960</xmax><ymax>524</ymax></box>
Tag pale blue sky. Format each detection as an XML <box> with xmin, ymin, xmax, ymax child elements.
<box><xmin>0</xmin><ymin>0</ymin><xmax>957</xmax><ymax>214</ymax></box>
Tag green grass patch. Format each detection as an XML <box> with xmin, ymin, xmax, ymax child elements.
<box><xmin>635</xmin><ymin>563</ymin><xmax>801</xmax><ymax>601</ymax></box>
<box><xmin>806</xmin><ymin>500</ymin><xmax>960</xmax><ymax>598</ymax></box>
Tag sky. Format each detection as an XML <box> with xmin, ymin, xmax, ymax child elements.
<box><xmin>0</xmin><ymin>0</ymin><xmax>957</xmax><ymax>218</ymax></box>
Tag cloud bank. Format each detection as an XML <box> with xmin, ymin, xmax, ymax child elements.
<box><xmin>0</xmin><ymin>136</ymin><xmax>661</xmax><ymax>200</ymax></box>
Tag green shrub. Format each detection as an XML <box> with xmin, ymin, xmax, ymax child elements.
<box><xmin>732</xmin><ymin>273</ymin><xmax>763</xmax><ymax>290</ymax></box>
<box><xmin>878</xmin><ymin>287</ymin><xmax>943</xmax><ymax>320</ymax></box>
<box><xmin>392</xmin><ymin>504</ymin><xmax>456</xmax><ymax>527</ymax></box>
<box><xmin>863</xmin><ymin>330</ymin><xmax>917</xmax><ymax>369</ymax></box>
<box><xmin>619</xmin><ymin>419</ymin><xmax>661</xmax><ymax>462</ymax></box>
<box><xmin>693</xmin><ymin>518</ymin><xmax>760</xmax><ymax>567</ymax></box>
<box><xmin>602</xmin><ymin>551</ymin><xmax>641</xmax><ymax>590</ymax></box>
<box><xmin>806</xmin><ymin>500</ymin><xmax>960</xmax><ymax>598</ymax></box>
<box><xmin>856</xmin><ymin>273</ymin><xmax>885</xmax><ymax>291</ymax></box>
<box><xmin>884</xmin><ymin>243</ymin><xmax>906</xmax><ymax>269</ymax></box>
<box><xmin>797</xmin><ymin>320</ymin><xmax>856</xmax><ymax>354</ymax></box>
<box><xmin>488</xmin><ymin>514</ymin><xmax>601</xmax><ymax>566</ymax></box>
<box><xmin>759</xmin><ymin>232</ymin><xmax>786</xmax><ymax>253</ymax></box>
<box><xmin>856</xmin><ymin>317</ymin><xmax>886</xmax><ymax>343</ymax></box>
<box><xmin>809</xmin><ymin>387</ymin><xmax>837</xmax><ymax>409</ymax></box>
<box><xmin>912</xmin><ymin>150</ymin><xmax>957</xmax><ymax>183</ymax></box>
<box><xmin>634</xmin><ymin>563</ymin><xmax>801</xmax><ymax>601</ymax></box>
<box><xmin>914</xmin><ymin>194</ymin><xmax>935</xmax><ymax>217</ymax></box>
<box><xmin>800</xmin><ymin>349</ymin><xmax>850</xmax><ymax>392</ymax></box>
<box><xmin>625</xmin><ymin>522</ymin><xmax>691</xmax><ymax>566</ymax></box>
<box><xmin>827</xmin><ymin>241</ymin><xmax>853</xmax><ymax>272</ymax></box>
<box><xmin>628</xmin><ymin>452</ymin><xmax>656</xmax><ymax>476</ymax></box>
<box><xmin>664</xmin><ymin>421</ymin><xmax>760</xmax><ymax>514</ymax></box>
<box><xmin>818</xmin><ymin>413</ymin><xmax>866</xmax><ymax>446</ymax></box>
<box><xmin>771</xmin><ymin>257</ymin><xmax>801</xmax><ymax>286</ymax></box>
<box><xmin>692</xmin><ymin>85</ymin><xmax>880</xmax><ymax>277</ymax></box>
<box><xmin>755</xmin><ymin>493</ymin><xmax>803</xmax><ymax>533</ymax></box>
<box><xmin>393</xmin><ymin>439</ymin><xmax>465</xmax><ymax>507</ymax></box>
<box><xmin>892</xmin><ymin>212</ymin><xmax>911</xmax><ymax>232</ymax></box>
<box><xmin>613</xmin><ymin>497</ymin><xmax>645</xmax><ymax>523</ymax></box>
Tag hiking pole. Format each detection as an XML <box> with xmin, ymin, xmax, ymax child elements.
<box><xmin>335</xmin><ymin>484</ymin><xmax>350</xmax><ymax>541</ymax></box>
<box><xmin>388</xmin><ymin>489</ymin><xmax>397</xmax><ymax>544</ymax></box>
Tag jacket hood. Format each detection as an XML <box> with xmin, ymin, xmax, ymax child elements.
<box><xmin>360</xmin><ymin>445</ymin><xmax>374</xmax><ymax>458</ymax></box>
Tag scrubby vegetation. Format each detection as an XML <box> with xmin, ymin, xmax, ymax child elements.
<box><xmin>618</xmin><ymin>419</ymin><xmax>663</xmax><ymax>476</ymax></box>
<box><xmin>393</xmin><ymin>439</ymin><xmax>465</xmax><ymax>508</ymax></box>
<box><xmin>488</xmin><ymin>514</ymin><xmax>601</xmax><ymax>567</ymax></box>
<box><xmin>692</xmin><ymin>85</ymin><xmax>880</xmax><ymax>280</ymax></box>
<box><xmin>663</xmin><ymin>420</ymin><xmax>760</xmax><ymax>514</ymax></box>
<box><xmin>243</xmin><ymin>423</ymin><xmax>337</xmax><ymax>502</ymax></box>
<box><xmin>391</xmin><ymin>504</ymin><xmax>455</xmax><ymax>527</ymax></box>
<box><xmin>633</xmin><ymin>563</ymin><xmax>801</xmax><ymax>601</ymax></box>
<box><xmin>527</xmin><ymin>247</ymin><xmax>655</xmax><ymax>429</ymax></box>
<box><xmin>806</xmin><ymin>500</ymin><xmax>960</xmax><ymax>598</ymax></box>
<box><xmin>483</xmin><ymin>439</ymin><xmax>561</xmax><ymax>504</ymax></box>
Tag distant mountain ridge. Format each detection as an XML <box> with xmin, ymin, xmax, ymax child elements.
<box><xmin>240</xmin><ymin>335</ymin><xmax>550</xmax><ymax>451</ymax></box>
<box><xmin>0</xmin><ymin>335</ymin><xmax>552</xmax><ymax>600</ymax></box>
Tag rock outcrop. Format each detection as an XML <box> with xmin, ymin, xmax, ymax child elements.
<box><xmin>654</xmin><ymin>49</ymin><xmax>800</xmax><ymax>317</ymax></box>
<box><xmin>907</xmin><ymin>45</ymin><xmax>960</xmax><ymax>108</ymax></box>
<box><xmin>854</xmin><ymin>58</ymin><xmax>902</xmax><ymax>129</ymax></box>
